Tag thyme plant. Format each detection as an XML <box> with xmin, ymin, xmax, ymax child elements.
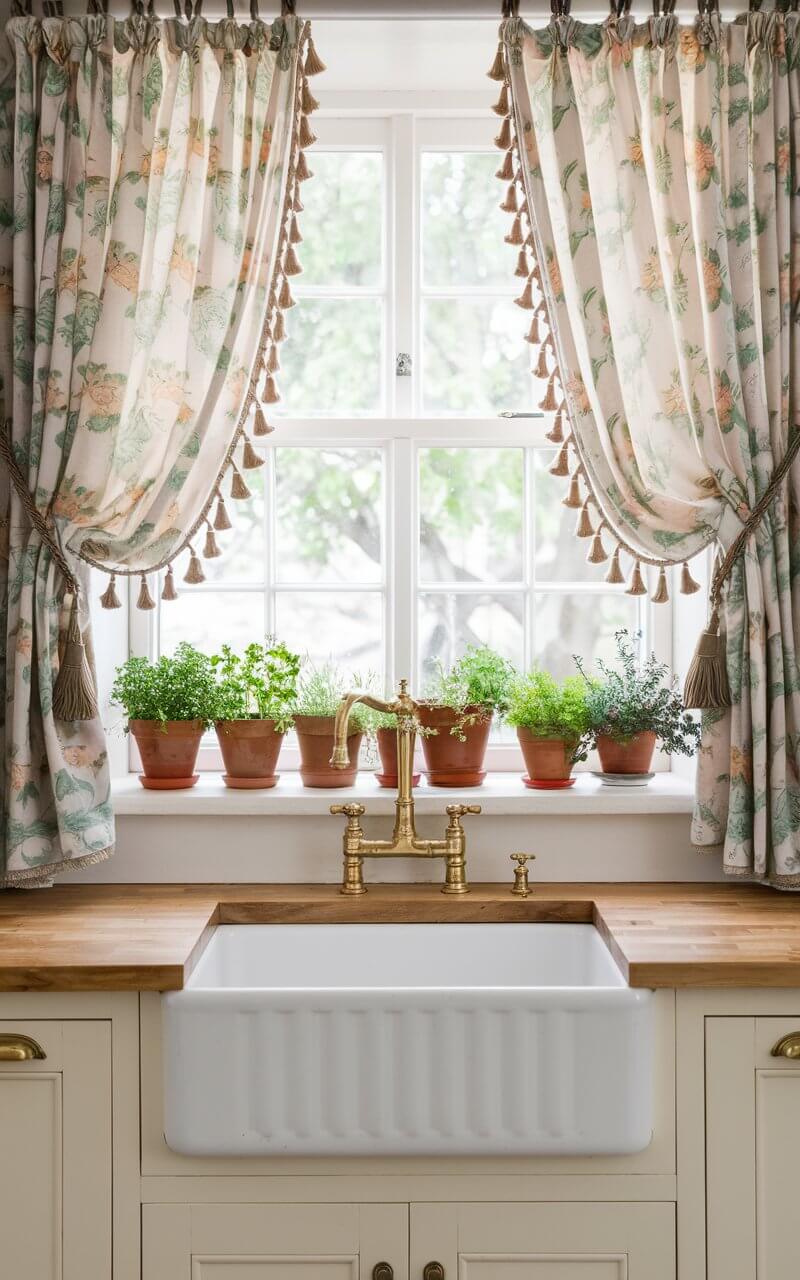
<box><xmin>111</xmin><ymin>643</ymin><xmax>217</xmax><ymax>727</ymax></box>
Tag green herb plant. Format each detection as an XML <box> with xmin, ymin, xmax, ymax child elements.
<box><xmin>111</xmin><ymin>642</ymin><xmax>217</xmax><ymax>728</ymax></box>
<box><xmin>211</xmin><ymin>639</ymin><xmax>301</xmax><ymax>731</ymax></box>
<box><xmin>505</xmin><ymin>670</ymin><xmax>592</xmax><ymax>764</ymax></box>
<box><xmin>423</xmin><ymin>645</ymin><xmax>515</xmax><ymax>738</ymax></box>
<box><xmin>575</xmin><ymin>629</ymin><xmax>701</xmax><ymax>756</ymax></box>
<box><xmin>292</xmin><ymin>662</ymin><xmax>373</xmax><ymax>733</ymax></box>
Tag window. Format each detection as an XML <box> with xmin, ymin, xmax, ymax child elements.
<box><xmin>133</xmin><ymin>113</ymin><xmax>666</xmax><ymax>769</ymax></box>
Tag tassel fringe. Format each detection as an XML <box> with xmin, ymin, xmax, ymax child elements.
<box><xmin>563</xmin><ymin>471</ymin><xmax>583</xmax><ymax>509</ymax></box>
<box><xmin>295</xmin><ymin>151</ymin><xmax>313</xmax><ymax>183</ymax></box>
<box><xmin>587</xmin><ymin>527</ymin><xmax>609</xmax><ymax>564</ymax></box>
<box><xmin>52</xmin><ymin>594</ymin><xmax>98</xmax><ymax>722</ymax></box>
<box><xmin>539</xmin><ymin>371</ymin><xmax>559</xmax><ymax>411</ymax></box>
<box><xmin>273</xmin><ymin>311</ymin><xmax>287</xmax><ymax>342</ymax></box>
<box><xmin>183</xmin><ymin>548</ymin><xmax>206</xmax><ymax>585</ymax></box>
<box><xmin>214</xmin><ymin>492</ymin><xmax>232</xmax><ymax>531</ymax></box>
<box><xmin>492</xmin><ymin>83</ymin><xmax>510</xmax><ymax>116</ymax></box>
<box><xmin>242</xmin><ymin>438</ymin><xmax>265</xmax><ymax>470</ymax></box>
<box><xmin>263</xmin><ymin>374</ymin><xmax>281</xmax><ymax>404</ymax></box>
<box><xmin>230</xmin><ymin>466</ymin><xmax>251</xmax><ymax>501</ymax></box>
<box><xmin>304</xmin><ymin>36</ymin><xmax>326</xmax><ymax>75</ymax></box>
<box><xmin>301</xmin><ymin>80</ymin><xmax>320</xmax><ymax>114</ymax></box>
<box><xmin>161</xmin><ymin>566</ymin><xmax>178</xmax><ymax>601</ymax></box>
<box><xmin>283</xmin><ymin>243</ymin><xmax>302</xmax><ymax>276</ymax></box>
<box><xmin>626</xmin><ymin>560</ymin><xmax>647</xmax><ymax>596</ymax></box>
<box><xmin>506</xmin><ymin>216</ymin><xmax>525</xmax><ymax>248</ymax></box>
<box><xmin>680</xmin><ymin>561</ymin><xmax>701</xmax><ymax>595</ymax></box>
<box><xmin>488</xmin><ymin>42</ymin><xmax>506</xmax><ymax>81</ymax></box>
<box><xmin>496</xmin><ymin>150</ymin><xmax>515</xmax><ymax>182</ymax></box>
<box><xmin>549</xmin><ymin>440</ymin><xmax>570</xmax><ymax>477</ymax></box>
<box><xmin>575</xmin><ymin>499</ymin><xmax>594</xmax><ymax>539</ymax></box>
<box><xmin>253</xmin><ymin>406</ymin><xmax>272</xmax><ymax>437</ymax></box>
<box><xmin>651</xmin><ymin>565</ymin><xmax>670</xmax><ymax>604</ymax></box>
<box><xmin>500</xmin><ymin>183</ymin><xmax>519</xmax><ymax>214</ymax></box>
<box><xmin>495</xmin><ymin>116</ymin><xmax>512</xmax><ymax>151</ymax></box>
<box><xmin>683</xmin><ymin>608</ymin><xmax>731</xmax><ymax>709</ymax></box>
<box><xmin>137</xmin><ymin>574</ymin><xmax>156</xmax><ymax>611</ymax></box>
<box><xmin>100</xmin><ymin>574</ymin><xmax>121</xmax><ymax>610</ymax></box>
<box><xmin>203</xmin><ymin>524</ymin><xmax>221</xmax><ymax>559</ymax></box>
<box><xmin>605</xmin><ymin>546</ymin><xmax>625</xmax><ymax>584</ymax></box>
<box><xmin>299</xmin><ymin>116</ymin><xmax>317</xmax><ymax>150</ymax></box>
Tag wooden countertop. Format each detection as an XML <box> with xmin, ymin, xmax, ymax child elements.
<box><xmin>0</xmin><ymin>883</ymin><xmax>799</xmax><ymax>991</ymax></box>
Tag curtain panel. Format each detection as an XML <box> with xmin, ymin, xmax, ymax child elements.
<box><xmin>0</xmin><ymin>7</ymin><xmax>318</xmax><ymax>884</ymax></box>
<box><xmin>499</xmin><ymin>8</ymin><xmax>800</xmax><ymax>886</ymax></box>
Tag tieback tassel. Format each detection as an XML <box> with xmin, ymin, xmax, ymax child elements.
<box><xmin>299</xmin><ymin>116</ymin><xmax>317</xmax><ymax>150</ymax></box>
<box><xmin>304</xmin><ymin>35</ymin><xmax>326</xmax><ymax>76</ymax></box>
<box><xmin>492</xmin><ymin>83</ymin><xmax>510</xmax><ymax>116</ymax></box>
<box><xmin>230</xmin><ymin>466</ymin><xmax>251</xmax><ymax>501</ymax></box>
<box><xmin>295</xmin><ymin>151</ymin><xmax>313</xmax><ymax>183</ymax></box>
<box><xmin>252</xmin><ymin>405</ymin><xmax>272</xmax><ymax>437</ymax></box>
<box><xmin>242</xmin><ymin>438</ymin><xmax>265</xmax><ymax>470</ymax></box>
<box><xmin>506</xmin><ymin>215</ymin><xmax>525</xmax><ymax>247</ymax></box>
<box><xmin>605</xmin><ymin>546</ymin><xmax>625</xmax><ymax>584</ymax></box>
<box><xmin>52</xmin><ymin>593</ymin><xmax>98</xmax><ymax>722</ymax></box>
<box><xmin>161</xmin><ymin>566</ymin><xmax>178</xmax><ymax>601</ymax></box>
<box><xmin>494</xmin><ymin>116</ymin><xmax>512</xmax><ymax>151</ymax></box>
<box><xmin>496</xmin><ymin>150</ymin><xmax>515</xmax><ymax>182</ymax></box>
<box><xmin>680</xmin><ymin>561</ymin><xmax>701</xmax><ymax>595</ymax></box>
<box><xmin>683</xmin><ymin>607</ymin><xmax>731</xmax><ymax>710</ymax></box>
<box><xmin>575</xmin><ymin>499</ymin><xmax>594</xmax><ymax>539</ymax></box>
<box><xmin>549</xmin><ymin>439</ymin><xmax>570</xmax><ymax>477</ymax></box>
<box><xmin>539</xmin><ymin>371</ymin><xmax>560</xmax><ymax>412</ymax></box>
<box><xmin>203</xmin><ymin>523</ymin><xmax>221</xmax><ymax>560</ymax></box>
<box><xmin>626</xmin><ymin>560</ymin><xmax>648</xmax><ymax>596</ymax></box>
<box><xmin>100</xmin><ymin>573</ymin><xmax>121</xmax><ymax>610</ymax></box>
<box><xmin>136</xmin><ymin>574</ymin><xmax>156</xmax><ymax>611</ymax></box>
<box><xmin>563</xmin><ymin>471</ymin><xmax>583</xmax><ymax>509</ymax></box>
<box><xmin>488</xmin><ymin>41</ymin><xmax>506</xmax><ymax>81</ymax></box>
<box><xmin>301</xmin><ymin>80</ymin><xmax>320</xmax><ymax>114</ymax></box>
<box><xmin>283</xmin><ymin>243</ymin><xmax>302</xmax><ymax>276</ymax></box>
<box><xmin>184</xmin><ymin>548</ymin><xmax>206</xmax><ymax>585</ymax></box>
<box><xmin>588</xmin><ymin>526</ymin><xmax>609</xmax><ymax>564</ymax></box>
<box><xmin>289</xmin><ymin>215</ymin><xmax>303</xmax><ymax>245</ymax></box>
<box><xmin>500</xmin><ymin>183</ymin><xmax>519</xmax><ymax>214</ymax></box>
<box><xmin>651</xmin><ymin>565</ymin><xmax>670</xmax><ymax>604</ymax></box>
<box><xmin>213</xmin><ymin>492</ymin><xmax>232</xmax><ymax>531</ymax></box>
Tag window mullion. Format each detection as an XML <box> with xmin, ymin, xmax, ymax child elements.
<box><xmin>391</xmin><ymin>436</ymin><xmax>415</xmax><ymax>688</ymax></box>
<box><xmin>392</xmin><ymin>113</ymin><xmax>416</xmax><ymax>420</ymax></box>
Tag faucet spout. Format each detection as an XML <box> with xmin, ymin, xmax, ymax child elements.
<box><xmin>330</xmin><ymin>690</ymin><xmax>397</xmax><ymax>769</ymax></box>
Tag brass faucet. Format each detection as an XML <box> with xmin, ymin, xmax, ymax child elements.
<box><xmin>329</xmin><ymin>679</ymin><xmax>481</xmax><ymax>896</ymax></box>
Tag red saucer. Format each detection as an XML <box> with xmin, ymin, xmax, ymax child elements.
<box><xmin>522</xmin><ymin>775</ymin><xmax>576</xmax><ymax>789</ymax></box>
<box><xmin>223</xmin><ymin>774</ymin><xmax>279</xmax><ymax>789</ymax></box>
<box><xmin>139</xmin><ymin>774</ymin><xmax>199</xmax><ymax>790</ymax></box>
<box><xmin>375</xmin><ymin>773</ymin><xmax>421</xmax><ymax>788</ymax></box>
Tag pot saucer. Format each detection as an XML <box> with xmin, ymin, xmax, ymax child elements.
<box><xmin>139</xmin><ymin>774</ymin><xmax>199</xmax><ymax>790</ymax></box>
<box><xmin>593</xmin><ymin>771</ymin><xmax>654</xmax><ymax>787</ymax></box>
<box><xmin>222</xmin><ymin>774</ymin><xmax>279</xmax><ymax>790</ymax></box>
<box><xmin>522</xmin><ymin>776</ymin><xmax>576</xmax><ymax>789</ymax></box>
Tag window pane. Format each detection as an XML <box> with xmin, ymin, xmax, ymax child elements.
<box><xmin>202</xmin><ymin>462</ymin><xmax>265</xmax><ymax>584</ymax></box>
<box><xmin>533</xmin><ymin>450</ymin><xmax>612</xmax><ymax>582</ymax></box>
<box><xmin>279</xmin><ymin>298</ymin><xmax>383</xmax><ymax>416</ymax></box>
<box><xmin>299</xmin><ymin>152</ymin><xmax>383</xmax><ymax>288</ymax></box>
<box><xmin>418</xmin><ymin>592</ymin><xmax>523</xmax><ymax>687</ymax></box>
<box><xmin>419</xmin><ymin>447</ymin><xmax>524</xmax><ymax>583</ymax></box>
<box><xmin>275</xmin><ymin>446</ymin><xmax>383</xmax><ymax>585</ymax></box>
<box><xmin>421</xmin><ymin>152</ymin><xmax>516</xmax><ymax>288</ymax></box>
<box><xmin>159</xmin><ymin>589</ymin><xmax>264</xmax><ymax>657</ymax></box>
<box><xmin>534</xmin><ymin>592</ymin><xmax>642</xmax><ymax>680</ymax></box>
<box><xmin>275</xmin><ymin>591</ymin><xmax>383</xmax><ymax>675</ymax></box>
<box><xmin>422</xmin><ymin>298</ymin><xmax>534</xmax><ymax>416</ymax></box>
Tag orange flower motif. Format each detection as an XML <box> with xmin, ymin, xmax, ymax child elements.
<box><xmin>207</xmin><ymin>142</ymin><xmax>220</xmax><ymax>184</ymax></box>
<box><xmin>640</xmin><ymin>249</ymin><xmax>664</xmax><ymax>297</ymax></box>
<box><xmin>679</xmin><ymin>29</ymin><xmax>705</xmax><ymax>68</ymax></box>
<box><xmin>628</xmin><ymin>133</ymin><xmax>644</xmax><ymax>169</ymax></box>
<box><xmin>176</xmin><ymin>401</ymin><xmax>193</xmax><ymax>424</ymax></box>
<box><xmin>259</xmin><ymin>127</ymin><xmax>272</xmax><ymax>170</ymax></box>
<box><xmin>694</xmin><ymin>137</ymin><xmax>716</xmax><ymax>187</ymax></box>
<box><xmin>581</xmin><ymin>188</ymin><xmax>592</xmax><ymax>213</ymax></box>
<box><xmin>10</xmin><ymin>763</ymin><xmax>29</xmax><ymax>793</ymax></box>
<box><xmin>106</xmin><ymin>252</ymin><xmax>139</xmax><ymax>294</ymax></box>
<box><xmin>565</xmin><ymin>373</ymin><xmax>590</xmax><ymax>415</ymax></box>
<box><xmin>239</xmin><ymin>244</ymin><xmax>253</xmax><ymax>285</ymax></box>
<box><xmin>84</xmin><ymin>370</ymin><xmax>122</xmax><ymax>415</ymax></box>
<box><xmin>63</xmin><ymin>745</ymin><xmax>93</xmax><ymax>768</ymax></box>
<box><xmin>663</xmin><ymin>382</ymin><xmax>686</xmax><ymax>418</ymax></box>
<box><xmin>703</xmin><ymin>255</ymin><xmax>723</xmax><ymax>307</ymax></box>
<box><xmin>151</xmin><ymin>141</ymin><xmax>168</xmax><ymax>176</ymax></box>
<box><xmin>58</xmin><ymin>253</ymin><xmax>84</xmax><ymax>294</ymax></box>
<box><xmin>169</xmin><ymin>247</ymin><xmax>195</xmax><ymax>285</ymax></box>
<box><xmin>714</xmin><ymin>377</ymin><xmax>734</xmax><ymax>429</ymax></box>
<box><xmin>776</xmin><ymin>142</ymin><xmax>790</xmax><ymax>180</ymax></box>
<box><xmin>15</xmin><ymin>631</ymin><xmax>32</xmax><ymax>658</ymax></box>
<box><xmin>548</xmin><ymin>255</ymin><xmax>563</xmax><ymax>300</ymax></box>
<box><xmin>44</xmin><ymin>376</ymin><xmax>66</xmax><ymax>414</ymax></box>
<box><xmin>36</xmin><ymin>147</ymin><xmax>53</xmax><ymax>182</ymax></box>
<box><xmin>729</xmin><ymin>746</ymin><xmax>752</xmax><ymax>785</ymax></box>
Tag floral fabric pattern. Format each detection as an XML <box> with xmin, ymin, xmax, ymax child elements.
<box><xmin>506</xmin><ymin>10</ymin><xmax>800</xmax><ymax>886</ymax></box>
<box><xmin>0</xmin><ymin>13</ymin><xmax>302</xmax><ymax>883</ymax></box>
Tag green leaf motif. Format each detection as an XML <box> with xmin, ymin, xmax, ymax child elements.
<box><xmin>143</xmin><ymin>58</ymin><xmax>163</xmax><ymax>121</ymax></box>
<box><xmin>45</xmin><ymin>181</ymin><xmax>66</xmax><ymax>240</ymax></box>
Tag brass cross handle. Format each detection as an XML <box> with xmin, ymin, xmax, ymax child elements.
<box><xmin>510</xmin><ymin>852</ymin><xmax>535</xmax><ymax>898</ymax></box>
<box><xmin>771</xmin><ymin>1032</ymin><xmax>800</xmax><ymax>1059</ymax></box>
<box><xmin>445</xmin><ymin>803</ymin><xmax>482</xmax><ymax>824</ymax></box>
<box><xmin>330</xmin><ymin>803</ymin><xmax>366</xmax><ymax>820</ymax></box>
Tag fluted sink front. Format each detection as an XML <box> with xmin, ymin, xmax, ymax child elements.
<box><xmin>163</xmin><ymin>922</ymin><xmax>653</xmax><ymax>1156</ymax></box>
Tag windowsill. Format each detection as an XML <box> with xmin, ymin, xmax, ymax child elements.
<box><xmin>112</xmin><ymin>770</ymin><xmax>695</xmax><ymax>817</ymax></box>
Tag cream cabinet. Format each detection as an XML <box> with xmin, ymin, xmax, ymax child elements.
<box><xmin>411</xmin><ymin>1203</ymin><xmax>675</xmax><ymax>1279</ymax></box>
<box><xmin>706</xmin><ymin>1015</ymin><xmax>800</xmax><ymax>1280</ymax></box>
<box><xmin>0</xmin><ymin>1018</ymin><xmax>112</xmax><ymax>1280</ymax></box>
<box><xmin>142</xmin><ymin>1203</ymin><xmax>408</xmax><ymax>1278</ymax></box>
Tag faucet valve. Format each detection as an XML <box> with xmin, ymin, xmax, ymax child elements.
<box><xmin>445</xmin><ymin>803</ymin><xmax>482</xmax><ymax>825</ymax></box>
<box><xmin>510</xmin><ymin>852</ymin><xmax>535</xmax><ymax>898</ymax></box>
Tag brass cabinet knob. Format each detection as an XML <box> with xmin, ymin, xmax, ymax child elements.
<box><xmin>771</xmin><ymin>1032</ymin><xmax>800</xmax><ymax>1059</ymax></box>
<box><xmin>373</xmin><ymin>1265</ymin><xmax>393</xmax><ymax>1280</ymax></box>
<box><xmin>423</xmin><ymin>1265</ymin><xmax>445</xmax><ymax>1280</ymax></box>
<box><xmin>510</xmin><ymin>852</ymin><xmax>535</xmax><ymax>898</ymax></box>
<box><xmin>0</xmin><ymin>1034</ymin><xmax>46</xmax><ymax>1062</ymax></box>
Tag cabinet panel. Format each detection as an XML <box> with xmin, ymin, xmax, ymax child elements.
<box><xmin>411</xmin><ymin>1202</ymin><xmax>675</xmax><ymax>1279</ymax></box>
<box><xmin>143</xmin><ymin>1202</ymin><xmax>408</xmax><ymax>1280</ymax></box>
<box><xmin>0</xmin><ymin>1071</ymin><xmax>62</xmax><ymax>1280</ymax></box>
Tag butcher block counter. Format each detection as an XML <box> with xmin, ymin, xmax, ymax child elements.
<box><xmin>0</xmin><ymin>882</ymin><xmax>799</xmax><ymax>990</ymax></box>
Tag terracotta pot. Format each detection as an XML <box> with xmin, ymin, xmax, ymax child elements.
<box><xmin>294</xmin><ymin>714</ymin><xmax>363</xmax><ymax>788</ymax></box>
<box><xmin>130</xmin><ymin>719</ymin><xmax>204</xmax><ymax>789</ymax></box>
<box><xmin>215</xmin><ymin>719</ymin><xmax>284</xmax><ymax>789</ymax></box>
<box><xmin>375</xmin><ymin>726</ymin><xmax>421</xmax><ymax>789</ymax></box>
<box><xmin>596</xmin><ymin>730</ymin><xmax>657</xmax><ymax>775</ymax></box>
<box><xmin>416</xmin><ymin>703</ymin><xmax>491</xmax><ymax>788</ymax></box>
<box><xmin>517</xmin><ymin>728</ymin><xmax>576</xmax><ymax>783</ymax></box>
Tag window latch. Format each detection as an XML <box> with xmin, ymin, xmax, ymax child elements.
<box><xmin>395</xmin><ymin>352</ymin><xmax>412</xmax><ymax>377</ymax></box>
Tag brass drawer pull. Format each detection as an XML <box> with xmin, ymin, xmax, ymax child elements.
<box><xmin>771</xmin><ymin>1032</ymin><xmax>800</xmax><ymax>1060</ymax></box>
<box><xmin>373</xmin><ymin>1266</ymin><xmax>393</xmax><ymax>1280</ymax></box>
<box><xmin>423</xmin><ymin>1266</ymin><xmax>445</xmax><ymax>1280</ymax></box>
<box><xmin>0</xmin><ymin>1034</ymin><xmax>46</xmax><ymax>1062</ymax></box>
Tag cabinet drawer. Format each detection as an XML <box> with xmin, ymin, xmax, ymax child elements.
<box><xmin>755</xmin><ymin>1016</ymin><xmax>800</xmax><ymax>1067</ymax></box>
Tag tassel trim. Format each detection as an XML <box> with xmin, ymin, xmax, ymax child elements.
<box><xmin>683</xmin><ymin>608</ymin><xmax>731</xmax><ymax>709</ymax></box>
<box><xmin>651</xmin><ymin>564</ymin><xmax>670</xmax><ymax>604</ymax></box>
<box><xmin>203</xmin><ymin>523</ymin><xmax>221</xmax><ymax>559</ymax></box>
<box><xmin>496</xmin><ymin>150</ymin><xmax>515</xmax><ymax>182</ymax></box>
<box><xmin>680</xmin><ymin>561</ymin><xmax>701</xmax><ymax>595</ymax></box>
<box><xmin>549</xmin><ymin>440</ymin><xmax>570</xmax><ymax>477</ymax></box>
<box><xmin>304</xmin><ymin>36</ymin><xmax>326</xmax><ymax>75</ymax></box>
<box><xmin>161</xmin><ymin>566</ymin><xmax>178</xmax><ymax>601</ymax></box>
<box><xmin>100</xmin><ymin>574</ymin><xmax>121</xmax><ymax>609</ymax></box>
<box><xmin>605</xmin><ymin>546</ymin><xmax>625</xmax><ymax>584</ymax></box>
<box><xmin>252</xmin><ymin>405</ymin><xmax>272</xmax><ymax>437</ymax></box>
<box><xmin>183</xmin><ymin>548</ymin><xmax>206</xmax><ymax>585</ymax></box>
<box><xmin>136</xmin><ymin>574</ymin><xmax>156</xmax><ymax>611</ymax></box>
<box><xmin>626</xmin><ymin>560</ymin><xmax>648</xmax><ymax>596</ymax></box>
<box><xmin>214</xmin><ymin>492</ymin><xmax>232</xmax><ymax>531</ymax></box>
<box><xmin>488</xmin><ymin>42</ymin><xmax>506</xmax><ymax>81</ymax></box>
<box><xmin>230</xmin><ymin>466</ymin><xmax>251</xmax><ymax>501</ymax></box>
<box><xmin>587</xmin><ymin>527</ymin><xmax>609</xmax><ymax>564</ymax></box>
<box><xmin>575</xmin><ymin>499</ymin><xmax>594</xmax><ymax>539</ymax></box>
<box><xmin>242</xmin><ymin>438</ymin><xmax>265</xmax><ymax>470</ymax></box>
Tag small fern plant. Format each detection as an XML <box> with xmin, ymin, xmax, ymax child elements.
<box><xmin>505</xmin><ymin>670</ymin><xmax>592</xmax><ymax>764</ymax></box>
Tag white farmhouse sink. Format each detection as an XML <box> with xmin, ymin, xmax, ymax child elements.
<box><xmin>163</xmin><ymin>923</ymin><xmax>653</xmax><ymax>1156</ymax></box>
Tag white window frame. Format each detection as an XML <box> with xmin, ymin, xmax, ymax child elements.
<box><xmin>129</xmin><ymin>107</ymin><xmax>672</xmax><ymax>774</ymax></box>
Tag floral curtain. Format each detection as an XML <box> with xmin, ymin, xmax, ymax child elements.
<box><xmin>0</xmin><ymin>5</ymin><xmax>320</xmax><ymax>884</ymax></box>
<box><xmin>499</xmin><ymin>7</ymin><xmax>800</xmax><ymax>887</ymax></box>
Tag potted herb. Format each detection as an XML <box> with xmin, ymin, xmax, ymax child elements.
<box><xmin>292</xmin><ymin>663</ymin><xmax>371</xmax><ymax>788</ymax></box>
<box><xmin>211</xmin><ymin>639</ymin><xmax>301</xmax><ymax>789</ymax></box>
<box><xmin>111</xmin><ymin>642</ymin><xmax>216</xmax><ymax>789</ymax></box>
<box><xmin>576</xmin><ymin>630</ymin><xmax>701</xmax><ymax>775</ymax></box>
<box><xmin>505</xmin><ymin>670</ymin><xmax>590</xmax><ymax>788</ymax></box>
<box><xmin>372</xmin><ymin>709</ymin><xmax>422</xmax><ymax>789</ymax></box>
<box><xmin>417</xmin><ymin>646</ymin><xmax>515</xmax><ymax>787</ymax></box>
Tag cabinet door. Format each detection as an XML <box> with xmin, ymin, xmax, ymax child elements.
<box><xmin>143</xmin><ymin>1203</ymin><xmax>408</xmax><ymax>1279</ymax></box>
<box><xmin>411</xmin><ymin>1202</ymin><xmax>675</xmax><ymax>1279</ymax></box>
<box><xmin>706</xmin><ymin>1015</ymin><xmax>800</xmax><ymax>1280</ymax></box>
<box><xmin>0</xmin><ymin>1019</ymin><xmax>112</xmax><ymax>1280</ymax></box>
